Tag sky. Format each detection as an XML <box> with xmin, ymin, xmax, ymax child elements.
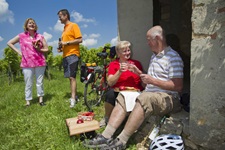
<box><xmin>0</xmin><ymin>0</ymin><xmax>118</xmax><ymax>58</ymax></box>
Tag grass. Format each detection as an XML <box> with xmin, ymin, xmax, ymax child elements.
<box><xmin>0</xmin><ymin>69</ymin><xmax>136</xmax><ymax>150</ymax></box>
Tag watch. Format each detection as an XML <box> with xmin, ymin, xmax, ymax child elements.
<box><xmin>66</xmin><ymin>41</ymin><xmax>70</xmax><ymax>45</ymax></box>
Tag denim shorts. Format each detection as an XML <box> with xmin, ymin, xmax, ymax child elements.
<box><xmin>63</xmin><ymin>54</ymin><xmax>79</xmax><ymax>78</ymax></box>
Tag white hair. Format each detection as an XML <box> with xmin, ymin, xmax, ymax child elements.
<box><xmin>148</xmin><ymin>26</ymin><xmax>164</xmax><ymax>40</ymax></box>
<box><xmin>116</xmin><ymin>41</ymin><xmax>131</xmax><ymax>52</ymax></box>
<box><xmin>151</xmin><ymin>30</ymin><xmax>162</xmax><ymax>39</ymax></box>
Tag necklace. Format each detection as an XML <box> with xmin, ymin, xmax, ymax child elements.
<box><xmin>29</xmin><ymin>35</ymin><xmax>34</xmax><ymax>40</ymax></box>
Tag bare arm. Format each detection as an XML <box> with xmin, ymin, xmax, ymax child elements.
<box><xmin>128</xmin><ymin>64</ymin><xmax>146</xmax><ymax>88</ymax></box>
<box><xmin>140</xmin><ymin>74</ymin><xmax>183</xmax><ymax>92</ymax></box>
<box><xmin>70</xmin><ymin>37</ymin><xmax>83</xmax><ymax>45</ymax></box>
<box><xmin>61</xmin><ymin>37</ymin><xmax>83</xmax><ymax>46</ymax></box>
<box><xmin>107</xmin><ymin>70</ymin><xmax>122</xmax><ymax>87</ymax></box>
<box><xmin>129</xmin><ymin>64</ymin><xmax>143</xmax><ymax>75</ymax></box>
<box><xmin>107</xmin><ymin>62</ymin><xmax>130</xmax><ymax>86</ymax></box>
<box><xmin>7</xmin><ymin>35</ymin><xmax>22</xmax><ymax>56</ymax></box>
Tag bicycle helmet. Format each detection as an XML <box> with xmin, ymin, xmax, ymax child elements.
<box><xmin>149</xmin><ymin>134</ymin><xmax>184</xmax><ymax>150</ymax></box>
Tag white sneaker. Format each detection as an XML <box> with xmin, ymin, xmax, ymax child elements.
<box><xmin>70</xmin><ymin>98</ymin><xmax>75</xmax><ymax>108</ymax></box>
<box><xmin>67</xmin><ymin>96</ymin><xmax>79</xmax><ymax>103</ymax></box>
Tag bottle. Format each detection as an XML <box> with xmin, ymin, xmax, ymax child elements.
<box><xmin>148</xmin><ymin>125</ymin><xmax>160</xmax><ymax>141</ymax></box>
<box><xmin>58</xmin><ymin>38</ymin><xmax>62</xmax><ymax>52</ymax></box>
<box><xmin>144</xmin><ymin>116</ymin><xmax>167</xmax><ymax>147</ymax></box>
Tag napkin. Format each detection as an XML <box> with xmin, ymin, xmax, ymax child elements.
<box><xmin>120</xmin><ymin>91</ymin><xmax>141</xmax><ymax>112</ymax></box>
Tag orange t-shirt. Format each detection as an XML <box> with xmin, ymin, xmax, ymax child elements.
<box><xmin>62</xmin><ymin>22</ymin><xmax>82</xmax><ymax>58</ymax></box>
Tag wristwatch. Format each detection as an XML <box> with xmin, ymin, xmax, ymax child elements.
<box><xmin>66</xmin><ymin>41</ymin><xmax>70</xmax><ymax>45</ymax></box>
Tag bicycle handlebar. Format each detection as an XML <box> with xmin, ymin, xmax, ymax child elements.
<box><xmin>97</xmin><ymin>52</ymin><xmax>108</xmax><ymax>59</ymax></box>
<box><xmin>97</xmin><ymin>46</ymin><xmax>116</xmax><ymax>59</ymax></box>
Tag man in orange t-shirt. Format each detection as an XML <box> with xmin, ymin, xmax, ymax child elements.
<box><xmin>57</xmin><ymin>9</ymin><xmax>82</xmax><ymax>108</ymax></box>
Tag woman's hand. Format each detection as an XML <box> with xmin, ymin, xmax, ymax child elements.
<box><xmin>33</xmin><ymin>38</ymin><xmax>48</xmax><ymax>52</ymax></box>
<box><xmin>128</xmin><ymin>63</ymin><xmax>142</xmax><ymax>75</ymax></box>
<box><xmin>18</xmin><ymin>51</ymin><xmax>22</xmax><ymax>56</ymax></box>
<box><xmin>32</xmin><ymin>39</ymin><xmax>42</xmax><ymax>51</ymax></box>
<box><xmin>119</xmin><ymin>62</ymin><xmax>129</xmax><ymax>72</ymax></box>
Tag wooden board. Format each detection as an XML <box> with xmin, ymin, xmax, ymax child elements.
<box><xmin>66</xmin><ymin>117</ymin><xmax>100</xmax><ymax>136</ymax></box>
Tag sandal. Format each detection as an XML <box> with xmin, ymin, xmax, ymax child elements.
<box><xmin>39</xmin><ymin>102</ymin><xmax>46</xmax><ymax>106</ymax></box>
<box><xmin>25</xmin><ymin>103</ymin><xmax>30</xmax><ymax>107</ymax></box>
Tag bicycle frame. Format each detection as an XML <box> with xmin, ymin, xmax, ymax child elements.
<box><xmin>83</xmin><ymin>52</ymin><xmax>109</xmax><ymax>111</ymax></box>
<box><xmin>98</xmin><ymin>53</ymin><xmax>109</xmax><ymax>91</ymax></box>
<box><xmin>83</xmin><ymin>46</ymin><xmax>116</xmax><ymax>111</ymax></box>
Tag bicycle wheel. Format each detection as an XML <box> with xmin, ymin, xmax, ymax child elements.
<box><xmin>84</xmin><ymin>72</ymin><xmax>106</xmax><ymax>111</ymax></box>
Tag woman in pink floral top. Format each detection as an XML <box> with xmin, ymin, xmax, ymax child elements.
<box><xmin>7</xmin><ymin>18</ymin><xmax>49</xmax><ymax>106</ymax></box>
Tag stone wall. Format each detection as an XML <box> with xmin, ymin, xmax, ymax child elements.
<box><xmin>117</xmin><ymin>0</ymin><xmax>153</xmax><ymax>72</ymax></box>
<box><xmin>190</xmin><ymin>0</ymin><xmax>225</xmax><ymax>149</ymax></box>
<box><xmin>133</xmin><ymin>110</ymin><xmax>191</xmax><ymax>150</ymax></box>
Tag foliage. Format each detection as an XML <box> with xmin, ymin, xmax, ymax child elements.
<box><xmin>4</xmin><ymin>47</ymin><xmax>21</xmax><ymax>80</ymax></box>
<box><xmin>0</xmin><ymin>59</ymin><xmax>8</xmax><ymax>73</ymax></box>
<box><xmin>0</xmin><ymin>44</ymin><xmax>115</xmax><ymax>83</ymax></box>
<box><xmin>52</xmin><ymin>55</ymin><xmax>63</xmax><ymax>71</ymax></box>
<box><xmin>44</xmin><ymin>46</ymin><xmax>54</xmax><ymax>80</ymax></box>
<box><xmin>79</xmin><ymin>45</ymin><xmax>89</xmax><ymax>63</ymax></box>
<box><xmin>79</xmin><ymin>43</ymin><xmax>113</xmax><ymax>67</ymax></box>
<box><xmin>45</xmin><ymin>46</ymin><xmax>54</xmax><ymax>67</ymax></box>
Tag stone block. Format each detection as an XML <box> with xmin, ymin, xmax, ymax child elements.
<box><xmin>184</xmin><ymin>138</ymin><xmax>199</xmax><ymax>150</ymax></box>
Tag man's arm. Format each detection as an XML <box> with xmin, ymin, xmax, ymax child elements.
<box><xmin>61</xmin><ymin>37</ymin><xmax>83</xmax><ymax>46</ymax></box>
<box><xmin>140</xmin><ymin>74</ymin><xmax>183</xmax><ymax>92</ymax></box>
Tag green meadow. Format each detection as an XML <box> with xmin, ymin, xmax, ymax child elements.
<box><xmin>0</xmin><ymin>69</ymin><xmax>136</xmax><ymax>150</ymax></box>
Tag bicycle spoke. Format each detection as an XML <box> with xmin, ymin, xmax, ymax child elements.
<box><xmin>84</xmin><ymin>73</ymin><xmax>105</xmax><ymax>110</ymax></box>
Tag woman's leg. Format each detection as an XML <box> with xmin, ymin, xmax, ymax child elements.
<box><xmin>23</xmin><ymin>68</ymin><xmax>34</xmax><ymax>105</ymax></box>
<box><xmin>100</xmin><ymin>89</ymin><xmax>118</xmax><ymax>127</ymax></box>
<box><xmin>104</xmin><ymin>102</ymin><xmax>114</xmax><ymax>120</ymax></box>
<box><xmin>35</xmin><ymin>66</ymin><xmax>46</xmax><ymax>103</ymax></box>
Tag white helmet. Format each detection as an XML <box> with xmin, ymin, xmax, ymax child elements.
<box><xmin>149</xmin><ymin>134</ymin><xmax>184</xmax><ymax>150</ymax></box>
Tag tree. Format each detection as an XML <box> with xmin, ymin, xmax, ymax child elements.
<box><xmin>4</xmin><ymin>47</ymin><xmax>21</xmax><ymax>83</ymax></box>
<box><xmin>79</xmin><ymin>44</ymin><xmax>112</xmax><ymax>67</ymax></box>
<box><xmin>44</xmin><ymin>46</ymin><xmax>53</xmax><ymax>80</ymax></box>
<box><xmin>0</xmin><ymin>59</ymin><xmax>8</xmax><ymax>73</ymax></box>
<box><xmin>79</xmin><ymin>45</ymin><xmax>89</xmax><ymax>63</ymax></box>
<box><xmin>52</xmin><ymin>55</ymin><xmax>63</xmax><ymax>71</ymax></box>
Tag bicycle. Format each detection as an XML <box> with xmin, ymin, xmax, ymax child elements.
<box><xmin>81</xmin><ymin>46</ymin><xmax>116</xmax><ymax>111</ymax></box>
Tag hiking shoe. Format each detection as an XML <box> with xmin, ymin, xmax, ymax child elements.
<box><xmin>76</xmin><ymin>96</ymin><xmax>80</xmax><ymax>102</ymax></box>
<box><xmin>70</xmin><ymin>98</ymin><xmax>75</xmax><ymax>108</ymax></box>
<box><xmin>100</xmin><ymin>138</ymin><xmax>126</xmax><ymax>150</ymax></box>
<box><xmin>99</xmin><ymin>117</ymin><xmax>108</xmax><ymax>128</ymax></box>
<box><xmin>83</xmin><ymin>134</ymin><xmax>112</xmax><ymax>149</ymax></box>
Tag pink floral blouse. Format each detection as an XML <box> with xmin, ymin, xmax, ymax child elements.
<box><xmin>19</xmin><ymin>32</ymin><xmax>46</xmax><ymax>68</ymax></box>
